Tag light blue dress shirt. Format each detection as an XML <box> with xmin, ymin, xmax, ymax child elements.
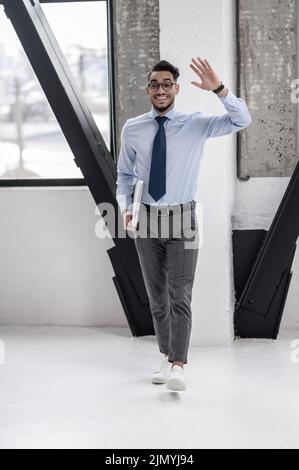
<box><xmin>116</xmin><ymin>89</ymin><xmax>251</xmax><ymax>214</ymax></box>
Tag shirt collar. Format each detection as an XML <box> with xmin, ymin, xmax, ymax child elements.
<box><xmin>149</xmin><ymin>104</ymin><xmax>177</xmax><ymax>121</ymax></box>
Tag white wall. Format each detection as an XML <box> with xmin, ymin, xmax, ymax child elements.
<box><xmin>160</xmin><ymin>0</ymin><xmax>299</xmax><ymax>337</ymax></box>
<box><xmin>0</xmin><ymin>187</ymin><xmax>126</xmax><ymax>326</ymax></box>
<box><xmin>160</xmin><ymin>0</ymin><xmax>236</xmax><ymax>345</ymax></box>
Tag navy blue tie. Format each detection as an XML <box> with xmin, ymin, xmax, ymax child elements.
<box><xmin>148</xmin><ymin>116</ymin><xmax>168</xmax><ymax>201</ymax></box>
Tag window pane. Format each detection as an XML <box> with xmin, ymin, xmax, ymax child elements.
<box><xmin>0</xmin><ymin>1</ymin><xmax>109</xmax><ymax>180</ymax></box>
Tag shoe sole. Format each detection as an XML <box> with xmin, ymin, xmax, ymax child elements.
<box><xmin>152</xmin><ymin>379</ymin><xmax>167</xmax><ymax>384</ymax></box>
<box><xmin>152</xmin><ymin>376</ymin><xmax>168</xmax><ymax>384</ymax></box>
<box><xmin>166</xmin><ymin>377</ymin><xmax>186</xmax><ymax>391</ymax></box>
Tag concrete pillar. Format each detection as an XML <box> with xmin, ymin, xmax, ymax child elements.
<box><xmin>112</xmin><ymin>0</ymin><xmax>160</xmax><ymax>156</ymax></box>
<box><xmin>238</xmin><ymin>0</ymin><xmax>298</xmax><ymax>178</ymax></box>
<box><xmin>160</xmin><ymin>0</ymin><xmax>237</xmax><ymax>345</ymax></box>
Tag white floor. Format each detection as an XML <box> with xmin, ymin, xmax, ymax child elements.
<box><xmin>0</xmin><ymin>326</ymin><xmax>299</xmax><ymax>449</ymax></box>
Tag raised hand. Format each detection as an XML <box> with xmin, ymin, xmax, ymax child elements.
<box><xmin>189</xmin><ymin>57</ymin><xmax>221</xmax><ymax>91</ymax></box>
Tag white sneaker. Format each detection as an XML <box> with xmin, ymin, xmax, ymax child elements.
<box><xmin>152</xmin><ymin>354</ymin><xmax>171</xmax><ymax>384</ymax></box>
<box><xmin>166</xmin><ymin>365</ymin><xmax>186</xmax><ymax>391</ymax></box>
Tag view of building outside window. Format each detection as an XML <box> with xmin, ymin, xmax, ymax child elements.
<box><xmin>0</xmin><ymin>1</ymin><xmax>109</xmax><ymax>180</ymax></box>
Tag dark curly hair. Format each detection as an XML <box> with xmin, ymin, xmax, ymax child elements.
<box><xmin>147</xmin><ymin>60</ymin><xmax>180</xmax><ymax>83</ymax></box>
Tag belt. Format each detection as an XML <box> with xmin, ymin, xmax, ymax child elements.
<box><xmin>142</xmin><ymin>200</ymin><xmax>196</xmax><ymax>216</ymax></box>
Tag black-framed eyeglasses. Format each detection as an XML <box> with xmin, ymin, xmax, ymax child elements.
<box><xmin>148</xmin><ymin>81</ymin><xmax>176</xmax><ymax>91</ymax></box>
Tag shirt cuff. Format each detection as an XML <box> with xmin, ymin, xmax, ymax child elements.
<box><xmin>216</xmin><ymin>88</ymin><xmax>235</xmax><ymax>103</ymax></box>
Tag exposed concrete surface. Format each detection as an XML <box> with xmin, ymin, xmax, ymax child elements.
<box><xmin>238</xmin><ymin>0</ymin><xmax>298</xmax><ymax>177</ymax></box>
<box><xmin>112</xmin><ymin>0</ymin><xmax>160</xmax><ymax>157</ymax></box>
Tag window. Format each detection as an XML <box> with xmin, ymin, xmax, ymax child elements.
<box><xmin>0</xmin><ymin>0</ymin><xmax>109</xmax><ymax>184</ymax></box>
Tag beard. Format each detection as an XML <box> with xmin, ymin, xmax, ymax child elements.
<box><xmin>152</xmin><ymin>96</ymin><xmax>174</xmax><ymax>113</ymax></box>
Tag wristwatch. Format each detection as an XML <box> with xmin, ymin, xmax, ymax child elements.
<box><xmin>213</xmin><ymin>82</ymin><xmax>225</xmax><ymax>94</ymax></box>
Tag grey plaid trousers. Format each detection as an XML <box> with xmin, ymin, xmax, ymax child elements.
<box><xmin>133</xmin><ymin>201</ymin><xmax>199</xmax><ymax>364</ymax></box>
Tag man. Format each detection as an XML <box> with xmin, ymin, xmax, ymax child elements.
<box><xmin>116</xmin><ymin>58</ymin><xmax>251</xmax><ymax>391</ymax></box>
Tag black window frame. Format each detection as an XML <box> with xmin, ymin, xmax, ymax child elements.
<box><xmin>0</xmin><ymin>0</ymin><xmax>115</xmax><ymax>187</ymax></box>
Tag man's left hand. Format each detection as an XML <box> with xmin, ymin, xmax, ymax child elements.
<box><xmin>189</xmin><ymin>57</ymin><xmax>221</xmax><ymax>91</ymax></box>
